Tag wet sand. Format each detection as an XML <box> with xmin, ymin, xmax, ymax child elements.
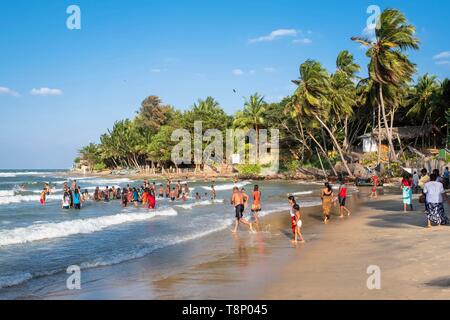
<box><xmin>5</xmin><ymin>190</ymin><xmax>450</xmax><ymax>300</ymax></box>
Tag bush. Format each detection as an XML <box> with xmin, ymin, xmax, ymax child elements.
<box><xmin>237</xmin><ymin>164</ymin><xmax>262</xmax><ymax>175</ymax></box>
<box><xmin>93</xmin><ymin>162</ymin><xmax>107</xmax><ymax>171</ymax></box>
<box><xmin>286</xmin><ymin>160</ymin><xmax>301</xmax><ymax>173</ymax></box>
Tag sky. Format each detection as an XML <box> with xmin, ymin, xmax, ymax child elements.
<box><xmin>0</xmin><ymin>0</ymin><xmax>449</xmax><ymax>169</ymax></box>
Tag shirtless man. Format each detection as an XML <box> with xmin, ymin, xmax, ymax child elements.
<box><xmin>210</xmin><ymin>185</ymin><xmax>216</xmax><ymax>200</ymax></box>
<box><xmin>251</xmin><ymin>185</ymin><xmax>262</xmax><ymax>222</ymax></box>
<box><xmin>231</xmin><ymin>187</ymin><xmax>254</xmax><ymax>233</ymax></box>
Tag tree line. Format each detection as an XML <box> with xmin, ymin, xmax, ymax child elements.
<box><xmin>76</xmin><ymin>9</ymin><xmax>450</xmax><ymax>177</ymax></box>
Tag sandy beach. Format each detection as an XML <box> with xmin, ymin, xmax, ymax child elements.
<box><xmin>4</xmin><ymin>188</ymin><xmax>446</xmax><ymax>300</ymax></box>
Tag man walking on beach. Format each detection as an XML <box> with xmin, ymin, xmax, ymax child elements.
<box><xmin>230</xmin><ymin>187</ymin><xmax>254</xmax><ymax>233</ymax></box>
<box><xmin>338</xmin><ymin>181</ymin><xmax>351</xmax><ymax>217</ymax></box>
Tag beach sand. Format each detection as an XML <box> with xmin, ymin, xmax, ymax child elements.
<box><xmin>7</xmin><ymin>191</ymin><xmax>450</xmax><ymax>300</ymax></box>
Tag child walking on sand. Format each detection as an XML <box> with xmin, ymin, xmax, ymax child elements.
<box><xmin>370</xmin><ymin>173</ymin><xmax>379</xmax><ymax>198</ymax></box>
<box><xmin>288</xmin><ymin>196</ymin><xmax>305</xmax><ymax>243</ymax></box>
<box><xmin>401</xmin><ymin>175</ymin><xmax>413</xmax><ymax>212</ymax></box>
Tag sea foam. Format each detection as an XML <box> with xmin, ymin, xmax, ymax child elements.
<box><xmin>0</xmin><ymin>207</ymin><xmax>178</xmax><ymax>247</ymax></box>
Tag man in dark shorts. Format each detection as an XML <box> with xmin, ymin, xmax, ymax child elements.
<box><xmin>338</xmin><ymin>181</ymin><xmax>351</xmax><ymax>217</ymax></box>
<box><xmin>230</xmin><ymin>187</ymin><xmax>254</xmax><ymax>233</ymax></box>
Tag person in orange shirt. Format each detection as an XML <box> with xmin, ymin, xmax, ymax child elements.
<box><xmin>141</xmin><ymin>188</ymin><xmax>149</xmax><ymax>207</ymax></box>
<box><xmin>251</xmin><ymin>185</ymin><xmax>262</xmax><ymax>222</ymax></box>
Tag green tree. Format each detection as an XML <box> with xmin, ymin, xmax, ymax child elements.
<box><xmin>233</xmin><ymin>93</ymin><xmax>267</xmax><ymax>156</ymax></box>
<box><xmin>291</xmin><ymin>60</ymin><xmax>354</xmax><ymax>177</ymax></box>
<box><xmin>352</xmin><ymin>9</ymin><xmax>419</xmax><ymax>161</ymax></box>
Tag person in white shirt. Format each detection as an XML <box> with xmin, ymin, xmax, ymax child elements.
<box><xmin>423</xmin><ymin>174</ymin><xmax>449</xmax><ymax>228</ymax></box>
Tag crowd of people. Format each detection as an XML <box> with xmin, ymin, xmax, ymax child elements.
<box><xmin>39</xmin><ymin>179</ymin><xmax>218</xmax><ymax>210</ymax></box>
<box><xmin>401</xmin><ymin>168</ymin><xmax>450</xmax><ymax>227</ymax></box>
<box><xmin>37</xmin><ymin>168</ymin><xmax>449</xmax><ymax>249</ymax></box>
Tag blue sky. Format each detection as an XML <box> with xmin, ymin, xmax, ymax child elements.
<box><xmin>0</xmin><ymin>0</ymin><xmax>449</xmax><ymax>169</ymax></box>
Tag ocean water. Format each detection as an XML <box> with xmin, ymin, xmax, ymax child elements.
<box><xmin>0</xmin><ymin>170</ymin><xmax>331</xmax><ymax>292</ymax></box>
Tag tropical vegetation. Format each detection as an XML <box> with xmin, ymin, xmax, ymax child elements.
<box><xmin>76</xmin><ymin>9</ymin><xmax>450</xmax><ymax>177</ymax></box>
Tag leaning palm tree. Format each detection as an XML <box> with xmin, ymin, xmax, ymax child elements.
<box><xmin>233</xmin><ymin>93</ymin><xmax>267</xmax><ymax>156</ymax></box>
<box><xmin>291</xmin><ymin>60</ymin><xmax>354</xmax><ymax>178</ymax></box>
<box><xmin>352</xmin><ymin>8</ymin><xmax>419</xmax><ymax>162</ymax></box>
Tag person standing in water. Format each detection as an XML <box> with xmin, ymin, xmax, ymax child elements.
<box><xmin>40</xmin><ymin>187</ymin><xmax>46</xmax><ymax>206</ymax></box>
<box><xmin>338</xmin><ymin>180</ymin><xmax>351</xmax><ymax>218</ymax></box>
<box><xmin>370</xmin><ymin>173</ymin><xmax>379</xmax><ymax>198</ymax></box>
<box><xmin>210</xmin><ymin>185</ymin><xmax>216</xmax><ymax>200</ymax></box>
<box><xmin>251</xmin><ymin>185</ymin><xmax>262</xmax><ymax>222</ymax></box>
<box><xmin>321</xmin><ymin>182</ymin><xmax>334</xmax><ymax>224</ymax></box>
<box><xmin>148</xmin><ymin>189</ymin><xmax>156</xmax><ymax>209</ymax></box>
<box><xmin>73</xmin><ymin>188</ymin><xmax>82</xmax><ymax>210</ymax></box>
<box><xmin>62</xmin><ymin>192</ymin><xmax>71</xmax><ymax>209</ymax></box>
<box><xmin>231</xmin><ymin>187</ymin><xmax>254</xmax><ymax>233</ymax></box>
<box><xmin>288</xmin><ymin>196</ymin><xmax>305</xmax><ymax>243</ymax></box>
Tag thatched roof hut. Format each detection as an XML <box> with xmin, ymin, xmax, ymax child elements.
<box><xmin>370</xmin><ymin>125</ymin><xmax>440</xmax><ymax>141</ymax></box>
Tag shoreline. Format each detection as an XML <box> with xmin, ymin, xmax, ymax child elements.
<box><xmin>3</xmin><ymin>188</ymin><xmax>450</xmax><ymax>300</ymax></box>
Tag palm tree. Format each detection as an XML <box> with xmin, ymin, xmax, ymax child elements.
<box><xmin>352</xmin><ymin>9</ymin><xmax>419</xmax><ymax>162</ymax></box>
<box><xmin>233</xmin><ymin>93</ymin><xmax>267</xmax><ymax>157</ymax></box>
<box><xmin>291</xmin><ymin>60</ymin><xmax>354</xmax><ymax>178</ymax></box>
<box><xmin>193</xmin><ymin>96</ymin><xmax>220</xmax><ymax>112</ymax></box>
<box><xmin>407</xmin><ymin>74</ymin><xmax>440</xmax><ymax>146</ymax></box>
<box><xmin>330</xmin><ymin>51</ymin><xmax>360</xmax><ymax>151</ymax></box>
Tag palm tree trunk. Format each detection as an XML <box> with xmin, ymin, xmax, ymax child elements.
<box><xmin>308</xmin><ymin>132</ymin><xmax>338</xmax><ymax>176</ymax></box>
<box><xmin>377</xmin><ymin>102</ymin><xmax>382</xmax><ymax>165</ymax></box>
<box><xmin>415</xmin><ymin>113</ymin><xmax>427</xmax><ymax>147</ymax></box>
<box><xmin>314</xmin><ymin>115</ymin><xmax>354</xmax><ymax>178</ymax></box>
<box><xmin>378</xmin><ymin>86</ymin><xmax>397</xmax><ymax>162</ymax></box>
<box><xmin>343</xmin><ymin>116</ymin><xmax>349</xmax><ymax>152</ymax></box>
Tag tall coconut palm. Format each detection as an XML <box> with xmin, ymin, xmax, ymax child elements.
<box><xmin>407</xmin><ymin>74</ymin><xmax>440</xmax><ymax>146</ymax></box>
<box><xmin>330</xmin><ymin>51</ymin><xmax>360</xmax><ymax>151</ymax></box>
<box><xmin>291</xmin><ymin>60</ymin><xmax>354</xmax><ymax>178</ymax></box>
<box><xmin>352</xmin><ymin>8</ymin><xmax>419</xmax><ymax>162</ymax></box>
<box><xmin>233</xmin><ymin>93</ymin><xmax>267</xmax><ymax>157</ymax></box>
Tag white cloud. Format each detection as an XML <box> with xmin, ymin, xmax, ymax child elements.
<box><xmin>435</xmin><ymin>60</ymin><xmax>450</xmax><ymax>65</ymax></box>
<box><xmin>30</xmin><ymin>87</ymin><xmax>63</xmax><ymax>96</ymax></box>
<box><xmin>150</xmin><ymin>68</ymin><xmax>162</xmax><ymax>73</ymax></box>
<box><xmin>293</xmin><ymin>38</ymin><xmax>312</xmax><ymax>45</ymax></box>
<box><xmin>433</xmin><ymin>51</ymin><xmax>450</xmax><ymax>60</ymax></box>
<box><xmin>232</xmin><ymin>69</ymin><xmax>244</xmax><ymax>76</ymax></box>
<box><xmin>263</xmin><ymin>67</ymin><xmax>277</xmax><ymax>73</ymax></box>
<box><xmin>250</xmin><ymin>29</ymin><xmax>297</xmax><ymax>43</ymax></box>
<box><xmin>0</xmin><ymin>87</ymin><xmax>19</xmax><ymax>97</ymax></box>
<box><xmin>249</xmin><ymin>70</ymin><xmax>256</xmax><ymax>75</ymax></box>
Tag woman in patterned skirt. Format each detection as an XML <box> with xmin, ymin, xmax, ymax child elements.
<box><xmin>423</xmin><ymin>173</ymin><xmax>449</xmax><ymax>228</ymax></box>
